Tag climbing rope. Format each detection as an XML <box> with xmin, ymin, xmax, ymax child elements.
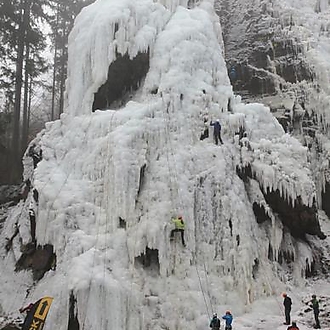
<box><xmin>160</xmin><ymin>94</ymin><xmax>213</xmax><ymax>319</ymax></box>
<box><xmin>202</xmin><ymin>257</ymin><xmax>215</xmax><ymax>314</ymax></box>
<box><xmin>80</xmin><ymin>110</ymin><xmax>117</xmax><ymax>330</ymax></box>
<box><xmin>195</xmin><ymin>261</ymin><xmax>212</xmax><ymax>318</ymax></box>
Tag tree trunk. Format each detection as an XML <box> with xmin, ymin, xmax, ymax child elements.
<box><xmin>22</xmin><ymin>41</ymin><xmax>30</xmax><ymax>153</ymax></box>
<box><xmin>51</xmin><ymin>4</ymin><xmax>59</xmax><ymax>121</ymax></box>
<box><xmin>59</xmin><ymin>47</ymin><xmax>66</xmax><ymax>116</ymax></box>
<box><xmin>11</xmin><ymin>0</ymin><xmax>31</xmax><ymax>182</ymax></box>
<box><xmin>28</xmin><ymin>76</ymin><xmax>32</xmax><ymax>135</ymax></box>
<box><xmin>58</xmin><ymin>16</ymin><xmax>68</xmax><ymax>116</ymax></box>
<box><xmin>51</xmin><ymin>45</ymin><xmax>58</xmax><ymax>120</ymax></box>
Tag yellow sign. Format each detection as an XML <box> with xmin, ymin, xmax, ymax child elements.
<box><xmin>34</xmin><ymin>296</ymin><xmax>53</xmax><ymax>321</ymax></box>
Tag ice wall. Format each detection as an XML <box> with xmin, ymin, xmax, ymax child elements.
<box><xmin>0</xmin><ymin>1</ymin><xmax>321</xmax><ymax>330</ymax></box>
<box><xmin>65</xmin><ymin>0</ymin><xmax>201</xmax><ymax>116</ymax></box>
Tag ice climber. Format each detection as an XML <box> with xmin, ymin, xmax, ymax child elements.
<box><xmin>170</xmin><ymin>216</ymin><xmax>186</xmax><ymax>247</ymax></box>
<box><xmin>210</xmin><ymin>313</ymin><xmax>221</xmax><ymax>330</ymax></box>
<box><xmin>200</xmin><ymin>116</ymin><xmax>209</xmax><ymax>141</ymax></box>
<box><xmin>229</xmin><ymin>67</ymin><xmax>237</xmax><ymax>83</ymax></box>
<box><xmin>311</xmin><ymin>294</ymin><xmax>320</xmax><ymax>329</ymax></box>
<box><xmin>282</xmin><ymin>293</ymin><xmax>292</xmax><ymax>325</ymax></box>
<box><xmin>287</xmin><ymin>321</ymin><xmax>299</xmax><ymax>330</ymax></box>
<box><xmin>28</xmin><ymin>144</ymin><xmax>42</xmax><ymax>168</ymax></box>
<box><xmin>29</xmin><ymin>208</ymin><xmax>36</xmax><ymax>244</ymax></box>
<box><xmin>210</xmin><ymin>119</ymin><xmax>223</xmax><ymax>145</ymax></box>
<box><xmin>222</xmin><ymin>310</ymin><xmax>233</xmax><ymax>330</ymax></box>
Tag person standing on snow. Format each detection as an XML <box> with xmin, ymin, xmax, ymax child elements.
<box><xmin>210</xmin><ymin>313</ymin><xmax>221</xmax><ymax>330</ymax></box>
<box><xmin>170</xmin><ymin>216</ymin><xmax>186</xmax><ymax>247</ymax></box>
<box><xmin>311</xmin><ymin>294</ymin><xmax>321</xmax><ymax>329</ymax></box>
<box><xmin>282</xmin><ymin>293</ymin><xmax>292</xmax><ymax>325</ymax></box>
<box><xmin>222</xmin><ymin>310</ymin><xmax>233</xmax><ymax>330</ymax></box>
<box><xmin>210</xmin><ymin>119</ymin><xmax>223</xmax><ymax>145</ymax></box>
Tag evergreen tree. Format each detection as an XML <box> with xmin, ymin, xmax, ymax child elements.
<box><xmin>0</xmin><ymin>0</ymin><xmax>49</xmax><ymax>183</ymax></box>
<box><xmin>49</xmin><ymin>0</ymin><xmax>93</xmax><ymax>120</ymax></box>
<box><xmin>0</xmin><ymin>0</ymin><xmax>92</xmax><ymax>183</ymax></box>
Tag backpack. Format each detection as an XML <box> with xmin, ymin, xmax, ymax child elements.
<box><xmin>211</xmin><ymin>318</ymin><xmax>220</xmax><ymax>328</ymax></box>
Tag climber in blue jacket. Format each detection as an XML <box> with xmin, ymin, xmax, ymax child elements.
<box><xmin>222</xmin><ymin>311</ymin><xmax>233</xmax><ymax>330</ymax></box>
<box><xmin>229</xmin><ymin>67</ymin><xmax>237</xmax><ymax>83</ymax></box>
<box><xmin>210</xmin><ymin>119</ymin><xmax>223</xmax><ymax>145</ymax></box>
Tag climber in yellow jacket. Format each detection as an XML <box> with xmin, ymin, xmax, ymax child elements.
<box><xmin>170</xmin><ymin>216</ymin><xmax>186</xmax><ymax>247</ymax></box>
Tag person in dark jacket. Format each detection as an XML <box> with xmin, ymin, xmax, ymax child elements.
<box><xmin>210</xmin><ymin>119</ymin><xmax>223</xmax><ymax>145</ymax></box>
<box><xmin>210</xmin><ymin>313</ymin><xmax>221</xmax><ymax>330</ymax></box>
<box><xmin>28</xmin><ymin>144</ymin><xmax>42</xmax><ymax>168</ymax></box>
<box><xmin>222</xmin><ymin>310</ymin><xmax>233</xmax><ymax>330</ymax></box>
<box><xmin>29</xmin><ymin>209</ymin><xmax>36</xmax><ymax>244</ymax></box>
<box><xmin>229</xmin><ymin>67</ymin><xmax>237</xmax><ymax>83</ymax></box>
<box><xmin>200</xmin><ymin>116</ymin><xmax>209</xmax><ymax>141</ymax></box>
<box><xmin>283</xmin><ymin>293</ymin><xmax>292</xmax><ymax>325</ymax></box>
<box><xmin>311</xmin><ymin>294</ymin><xmax>320</xmax><ymax>328</ymax></box>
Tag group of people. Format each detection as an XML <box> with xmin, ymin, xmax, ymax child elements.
<box><xmin>283</xmin><ymin>293</ymin><xmax>321</xmax><ymax>329</ymax></box>
<box><xmin>170</xmin><ymin>221</ymin><xmax>322</xmax><ymax>329</ymax></box>
<box><xmin>18</xmin><ymin>291</ymin><xmax>321</xmax><ymax>329</ymax></box>
<box><xmin>210</xmin><ymin>311</ymin><xmax>233</xmax><ymax>330</ymax></box>
<box><xmin>209</xmin><ymin>293</ymin><xmax>321</xmax><ymax>330</ymax></box>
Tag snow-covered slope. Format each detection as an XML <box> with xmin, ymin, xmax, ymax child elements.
<box><xmin>0</xmin><ymin>1</ymin><xmax>328</xmax><ymax>330</ymax></box>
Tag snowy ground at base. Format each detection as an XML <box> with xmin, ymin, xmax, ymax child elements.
<box><xmin>233</xmin><ymin>291</ymin><xmax>329</xmax><ymax>330</ymax></box>
<box><xmin>233</xmin><ymin>214</ymin><xmax>330</xmax><ymax>330</ymax></box>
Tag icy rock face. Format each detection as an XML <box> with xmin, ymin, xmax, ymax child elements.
<box><xmin>0</xmin><ymin>1</ymin><xmax>324</xmax><ymax>330</ymax></box>
<box><xmin>233</xmin><ymin>101</ymin><xmax>325</xmax><ymax>241</ymax></box>
<box><xmin>215</xmin><ymin>0</ymin><xmax>322</xmax><ymax>104</ymax></box>
<box><xmin>215</xmin><ymin>0</ymin><xmax>330</xmax><ymax>216</ymax></box>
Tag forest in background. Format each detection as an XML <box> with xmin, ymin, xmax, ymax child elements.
<box><xmin>0</xmin><ymin>0</ymin><xmax>93</xmax><ymax>184</ymax></box>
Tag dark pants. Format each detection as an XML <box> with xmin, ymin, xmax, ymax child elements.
<box><xmin>214</xmin><ymin>131</ymin><xmax>223</xmax><ymax>145</ymax></box>
<box><xmin>170</xmin><ymin>229</ymin><xmax>185</xmax><ymax>246</ymax></box>
<box><xmin>313</xmin><ymin>309</ymin><xmax>320</xmax><ymax>328</ymax></box>
<box><xmin>285</xmin><ymin>308</ymin><xmax>291</xmax><ymax>325</ymax></box>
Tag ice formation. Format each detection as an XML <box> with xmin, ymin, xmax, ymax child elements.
<box><xmin>0</xmin><ymin>0</ymin><xmax>325</xmax><ymax>330</ymax></box>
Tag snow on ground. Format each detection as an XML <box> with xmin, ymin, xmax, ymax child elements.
<box><xmin>234</xmin><ymin>214</ymin><xmax>330</xmax><ymax>330</ymax></box>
